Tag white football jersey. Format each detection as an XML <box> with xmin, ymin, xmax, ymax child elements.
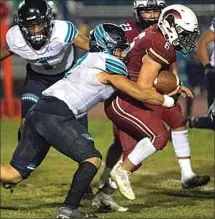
<box><xmin>42</xmin><ymin>52</ymin><xmax>128</xmax><ymax>119</ymax></box>
<box><xmin>6</xmin><ymin>20</ymin><xmax>78</xmax><ymax>75</ymax></box>
<box><xmin>210</xmin><ymin>17</ymin><xmax>215</xmax><ymax>67</ymax></box>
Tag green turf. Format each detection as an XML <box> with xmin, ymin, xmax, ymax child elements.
<box><xmin>1</xmin><ymin>119</ymin><xmax>214</xmax><ymax>218</ymax></box>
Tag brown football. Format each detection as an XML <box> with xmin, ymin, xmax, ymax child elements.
<box><xmin>153</xmin><ymin>70</ymin><xmax>180</xmax><ymax>94</ymax></box>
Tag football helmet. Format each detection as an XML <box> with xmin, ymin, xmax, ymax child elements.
<box><xmin>133</xmin><ymin>0</ymin><xmax>166</xmax><ymax>26</ymax></box>
<box><xmin>15</xmin><ymin>0</ymin><xmax>54</xmax><ymax>50</ymax></box>
<box><xmin>89</xmin><ymin>23</ymin><xmax>130</xmax><ymax>59</ymax></box>
<box><xmin>158</xmin><ymin>4</ymin><xmax>200</xmax><ymax>56</ymax></box>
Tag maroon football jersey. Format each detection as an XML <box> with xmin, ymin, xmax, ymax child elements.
<box><xmin>126</xmin><ymin>25</ymin><xmax>176</xmax><ymax>81</ymax></box>
<box><xmin>120</xmin><ymin>20</ymin><xmax>143</xmax><ymax>43</ymax></box>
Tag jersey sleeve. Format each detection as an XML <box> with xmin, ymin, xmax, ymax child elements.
<box><xmin>105</xmin><ymin>57</ymin><xmax>128</xmax><ymax>76</ymax></box>
<box><xmin>210</xmin><ymin>16</ymin><xmax>215</xmax><ymax>32</ymax></box>
<box><xmin>146</xmin><ymin>37</ymin><xmax>176</xmax><ymax>65</ymax></box>
<box><xmin>63</xmin><ymin>21</ymin><xmax>79</xmax><ymax>44</ymax></box>
<box><xmin>6</xmin><ymin>25</ymin><xmax>24</xmax><ymax>54</ymax></box>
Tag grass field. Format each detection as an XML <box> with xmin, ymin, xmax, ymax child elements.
<box><xmin>1</xmin><ymin>119</ymin><xmax>214</xmax><ymax>219</ymax></box>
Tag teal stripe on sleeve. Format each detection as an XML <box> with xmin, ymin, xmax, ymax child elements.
<box><xmin>64</xmin><ymin>21</ymin><xmax>72</xmax><ymax>43</ymax></box>
<box><xmin>69</xmin><ymin>22</ymin><xmax>78</xmax><ymax>42</ymax></box>
<box><xmin>106</xmin><ymin>58</ymin><xmax>127</xmax><ymax>72</ymax></box>
<box><xmin>106</xmin><ymin>63</ymin><xmax>127</xmax><ymax>76</ymax></box>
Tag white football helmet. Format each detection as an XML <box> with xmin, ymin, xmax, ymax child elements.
<box><xmin>133</xmin><ymin>0</ymin><xmax>166</xmax><ymax>26</ymax></box>
<box><xmin>158</xmin><ymin>4</ymin><xmax>200</xmax><ymax>55</ymax></box>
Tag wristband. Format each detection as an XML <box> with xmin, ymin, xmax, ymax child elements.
<box><xmin>162</xmin><ymin>95</ymin><xmax>175</xmax><ymax>108</ymax></box>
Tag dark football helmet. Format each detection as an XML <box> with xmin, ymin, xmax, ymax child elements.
<box><xmin>89</xmin><ymin>23</ymin><xmax>130</xmax><ymax>59</ymax></box>
<box><xmin>133</xmin><ymin>0</ymin><xmax>166</xmax><ymax>27</ymax></box>
<box><xmin>15</xmin><ymin>0</ymin><xmax>54</xmax><ymax>50</ymax></box>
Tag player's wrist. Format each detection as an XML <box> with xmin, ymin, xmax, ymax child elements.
<box><xmin>162</xmin><ymin>95</ymin><xmax>175</xmax><ymax>108</ymax></box>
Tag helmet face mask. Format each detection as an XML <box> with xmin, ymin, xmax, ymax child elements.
<box><xmin>89</xmin><ymin>23</ymin><xmax>130</xmax><ymax>60</ymax></box>
<box><xmin>173</xmin><ymin>27</ymin><xmax>199</xmax><ymax>55</ymax></box>
<box><xmin>158</xmin><ymin>4</ymin><xmax>200</xmax><ymax>56</ymax></box>
<box><xmin>15</xmin><ymin>0</ymin><xmax>54</xmax><ymax>50</ymax></box>
<box><xmin>133</xmin><ymin>0</ymin><xmax>166</xmax><ymax>26</ymax></box>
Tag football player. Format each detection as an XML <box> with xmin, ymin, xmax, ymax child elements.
<box><xmin>0</xmin><ymin>23</ymin><xmax>178</xmax><ymax>219</ymax></box>
<box><xmin>98</xmin><ymin>5</ymin><xmax>210</xmax><ymax>202</ymax></box>
<box><xmin>93</xmin><ymin>1</ymin><xmax>210</xmax><ymax>210</ymax></box>
<box><xmin>189</xmin><ymin>16</ymin><xmax>215</xmax><ymax>130</ymax></box>
<box><xmin>0</xmin><ymin>0</ymin><xmax>89</xmax><ymax>139</ymax></box>
<box><xmin>93</xmin><ymin>1</ymin><xmax>168</xmax><ymax>210</ymax></box>
<box><xmin>120</xmin><ymin>0</ymin><xmax>166</xmax><ymax>43</ymax></box>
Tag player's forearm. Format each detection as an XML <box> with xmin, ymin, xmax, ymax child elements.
<box><xmin>109</xmin><ymin>75</ymin><xmax>164</xmax><ymax>105</ymax></box>
<box><xmin>74</xmin><ymin>34</ymin><xmax>90</xmax><ymax>51</ymax></box>
<box><xmin>197</xmin><ymin>41</ymin><xmax>210</xmax><ymax>66</ymax></box>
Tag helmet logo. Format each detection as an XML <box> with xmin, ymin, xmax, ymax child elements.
<box><xmin>163</xmin><ymin>9</ymin><xmax>182</xmax><ymax>20</ymax></box>
<box><xmin>26</xmin><ymin>16</ymin><xmax>36</xmax><ymax>20</ymax></box>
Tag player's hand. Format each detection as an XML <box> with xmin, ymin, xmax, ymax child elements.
<box><xmin>179</xmin><ymin>86</ymin><xmax>194</xmax><ymax>98</ymax></box>
<box><xmin>167</xmin><ymin>85</ymin><xmax>180</xmax><ymax>97</ymax></box>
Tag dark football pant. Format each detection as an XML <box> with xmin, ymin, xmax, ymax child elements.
<box><xmin>10</xmin><ymin>96</ymin><xmax>101</xmax><ymax>179</ymax></box>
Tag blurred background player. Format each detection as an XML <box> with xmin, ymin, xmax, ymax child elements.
<box><xmin>93</xmin><ymin>4</ymin><xmax>210</xmax><ymax>208</ymax></box>
<box><xmin>0</xmin><ymin>0</ymin><xmax>89</xmax><ymax>142</ymax></box>
<box><xmin>120</xmin><ymin>0</ymin><xmax>166</xmax><ymax>43</ymax></box>
<box><xmin>189</xmin><ymin>16</ymin><xmax>215</xmax><ymax>130</ymax></box>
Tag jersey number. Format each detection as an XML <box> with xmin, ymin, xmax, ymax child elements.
<box><xmin>120</xmin><ymin>23</ymin><xmax>132</xmax><ymax>32</ymax></box>
<box><xmin>39</xmin><ymin>60</ymin><xmax>53</xmax><ymax>70</ymax></box>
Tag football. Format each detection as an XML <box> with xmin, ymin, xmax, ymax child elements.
<box><xmin>153</xmin><ymin>70</ymin><xmax>180</xmax><ymax>94</ymax></box>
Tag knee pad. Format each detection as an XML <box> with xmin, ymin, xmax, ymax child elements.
<box><xmin>21</xmin><ymin>93</ymin><xmax>39</xmax><ymax>118</ymax></box>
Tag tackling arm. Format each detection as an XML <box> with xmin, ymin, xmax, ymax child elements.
<box><xmin>73</xmin><ymin>34</ymin><xmax>90</xmax><ymax>51</ymax></box>
<box><xmin>97</xmin><ymin>71</ymin><xmax>175</xmax><ymax>106</ymax></box>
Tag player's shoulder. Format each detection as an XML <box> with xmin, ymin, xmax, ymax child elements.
<box><xmin>104</xmin><ymin>53</ymin><xmax>128</xmax><ymax>76</ymax></box>
<box><xmin>6</xmin><ymin>25</ymin><xmax>26</xmax><ymax>50</ymax></box>
<box><xmin>52</xmin><ymin>20</ymin><xmax>78</xmax><ymax>43</ymax></box>
<box><xmin>146</xmin><ymin>26</ymin><xmax>176</xmax><ymax>65</ymax></box>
